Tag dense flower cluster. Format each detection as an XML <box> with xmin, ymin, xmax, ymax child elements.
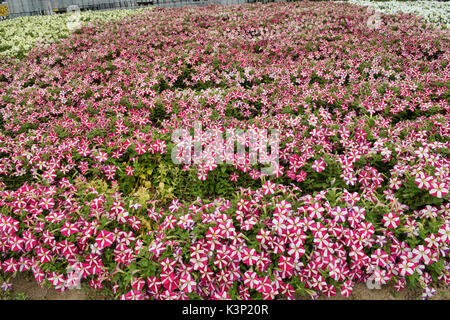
<box><xmin>346</xmin><ymin>0</ymin><xmax>450</xmax><ymax>29</ymax></box>
<box><xmin>0</xmin><ymin>8</ymin><xmax>149</xmax><ymax>58</ymax></box>
<box><xmin>0</xmin><ymin>2</ymin><xmax>448</xmax><ymax>300</ymax></box>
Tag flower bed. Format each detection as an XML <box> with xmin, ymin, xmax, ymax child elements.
<box><xmin>0</xmin><ymin>2</ymin><xmax>448</xmax><ymax>300</ymax></box>
<box><xmin>0</xmin><ymin>8</ymin><xmax>149</xmax><ymax>58</ymax></box>
<box><xmin>346</xmin><ymin>1</ymin><xmax>450</xmax><ymax>29</ymax></box>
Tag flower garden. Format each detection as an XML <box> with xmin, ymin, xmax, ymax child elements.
<box><xmin>0</xmin><ymin>8</ymin><xmax>148</xmax><ymax>58</ymax></box>
<box><xmin>0</xmin><ymin>1</ymin><xmax>449</xmax><ymax>300</ymax></box>
<box><xmin>348</xmin><ymin>0</ymin><xmax>450</xmax><ymax>29</ymax></box>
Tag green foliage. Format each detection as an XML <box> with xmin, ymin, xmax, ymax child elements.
<box><xmin>150</xmin><ymin>100</ymin><xmax>170</xmax><ymax>125</ymax></box>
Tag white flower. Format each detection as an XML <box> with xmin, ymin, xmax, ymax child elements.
<box><xmin>346</xmin><ymin>0</ymin><xmax>450</xmax><ymax>29</ymax></box>
<box><xmin>0</xmin><ymin>7</ymin><xmax>152</xmax><ymax>57</ymax></box>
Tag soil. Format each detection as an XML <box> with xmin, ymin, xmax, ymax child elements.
<box><xmin>9</xmin><ymin>273</ymin><xmax>104</xmax><ymax>300</ymax></box>
<box><xmin>8</xmin><ymin>273</ymin><xmax>450</xmax><ymax>300</ymax></box>
<box><xmin>296</xmin><ymin>282</ymin><xmax>450</xmax><ymax>300</ymax></box>
<box><xmin>319</xmin><ymin>283</ymin><xmax>447</xmax><ymax>300</ymax></box>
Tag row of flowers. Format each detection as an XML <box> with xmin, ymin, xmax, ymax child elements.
<box><xmin>0</xmin><ymin>2</ymin><xmax>448</xmax><ymax>299</ymax></box>
<box><xmin>0</xmin><ymin>8</ymin><xmax>149</xmax><ymax>58</ymax></box>
<box><xmin>1</xmin><ymin>1</ymin><xmax>449</xmax><ymax>59</ymax></box>
<box><xmin>346</xmin><ymin>0</ymin><xmax>450</xmax><ymax>29</ymax></box>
